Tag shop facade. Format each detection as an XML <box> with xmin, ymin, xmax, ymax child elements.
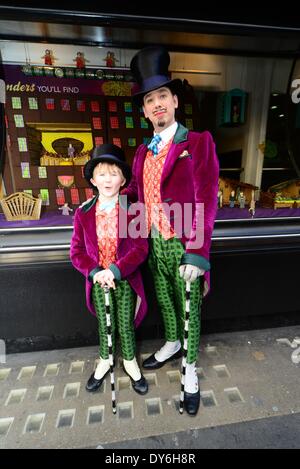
<box><xmin>0</xmin><ymin>5</ymin><xmax>300</xmax><ymax>351</ymax></box>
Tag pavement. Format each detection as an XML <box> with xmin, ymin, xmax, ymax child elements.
<box><xmin>0</xmin><ymin>325</ymin><xmax>300</xmax><ymax>449</ymax></box>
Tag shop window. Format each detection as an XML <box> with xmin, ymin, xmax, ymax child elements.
<box><xmin>14</xmin><ymin>115</ymin><xmax>24</xmax><ymax>128</ymax></box>
<box><xmin>21</xmin><ymin>162</ymin><xmax>30</xmax><ymax>178</ymax></box>
<box><xmin>45</xmin><ymin>98</ymin><xmax>55</xmax><ymax>110</ymax></box>
<box><xmin>185</xmin><ymin>118</ymin><xmax>194</xmax><ymax>130</ymax></box>
<box><xmin>38</xmin><ymin>167</ymin><xmax>47</xmax><ymax>179</ymax></box>
<box><xmin>40</xmin><ymin>189</ymin><xmax>50</xmax><ymax>206</ymax></box>
<box><xmin>94</xmin><ymin>136</ymin><xmax>104</xmax><ymax>146</ymax></box>
<box><xmin>92</xmin><ymin>117</ymin><xmax>102</xmax><ymax>129</ymax></box>
<box><xmin>18</xmin><ymin>138</ymin><xmax>28</xmax><ymax>152</ymax></box>
<box><xmin>113</xmin><ymin>138</ymin><xmax>121</xmax><ymax>147</ymax></box>
<box><xmin>124</xmin><ymin>102</ymin><xmax>132</xmax><ymax>113</ymax></box>
<box><xmin>261</xmin><ymin>93</ymin><xmax>300</xmax><ymax>191</ymax></box>
<box><xmin>11</xmin><ymin>97</ymin><xmax>22</xmax><ymax>109</ymax></box>
<box><xmin>90</xmin><ymin>101</ymin><xmax>100</xmax><ymax>112</ymax></box>
<box><xmin>140</xmin><ymin>117</ymin><xmax>148</xmax><ymax>129</ymax></box>
<box><xmin>28</xmin><ymin>97</ymin><xmax>38</xmax><ymax>110</ymax></box>
<box><xmin>55</xmin><ymin>189</ymin><xmax>65</xmax><ymax>205</ymax></box>
<box><xmin>85</xmin><ymin>188</ymin><xmax>94</xmax><ymax>199</ymax></box>
<box><xmin>108</xmin><ymin>100</ymin><xmax>117</xmax><ymax>112</ymax></box>
<box><xmin>76</xmin><ymin>100</ymin><xmax>86</xmax><ymax>112</ymax></box>
<box><xmin>61</xmin><ymin>99</ymin><xmax>70</xmax><ymax>111</ymax></box>
<box><xmin>185</xmin><ymin>104</ymin><xmax>193</xmax><ymax>115</ymax></box>
<box><xmin>110</xmin><ymin>117</ymin><xmax>119</xmax><ymax>129</ymax></box>
<box><xmin>128</xmin><ymin>138</ymin><xmax>136</xmax><ymax>147</ymax></box>
<box><xmin>125</xmin><ymin>116</ymin><xmax>134</xmax><ymax>128</ymax></box>
<box><xmin>70</xmin><ymin>188</ymin><xmax>80</xmax><ymax>205</ymax></box>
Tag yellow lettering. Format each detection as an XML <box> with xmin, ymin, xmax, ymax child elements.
<box><xmin>6</xmin><ymin>82</ymin><xmax>36</xmax><ymax>93</ymax></box>
<box><xmin>13</xmin><ymin>81</ymin><xmax>21</xmax><ymax>91</ymax></box>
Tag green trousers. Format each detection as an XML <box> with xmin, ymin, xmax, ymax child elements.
<box><xmin>149</xmin><ymin>231</ymin><xmax>203</xmax><ymax>363</ymax></box>
<box><xmin>92</xmin><ymin>280</ymin><xmax>136</xmax><ymax>360</ymax></box>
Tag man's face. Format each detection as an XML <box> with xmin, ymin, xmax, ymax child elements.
<box><xmin>143</xmin><ymin>87</ymin><xmax>178</xmax><ymax>132</ymax></box>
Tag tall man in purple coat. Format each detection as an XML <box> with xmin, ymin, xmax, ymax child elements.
<box><xmin>124</xmin><ymin>46</ymin><xmax>219</xmax><ymax>415</ymax></box>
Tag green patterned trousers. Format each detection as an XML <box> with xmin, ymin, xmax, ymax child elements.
<box><xmin>149</xmin><ymin>231</ymin><xmax>203</xmax><ymax>363</ymax></box>
<box><xmin>92</xmin><ymin>280</ymin><xmax>136</xmax><ymax>360</ymax></box>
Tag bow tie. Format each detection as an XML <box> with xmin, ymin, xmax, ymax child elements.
<box><xmin>148</xmin><ymin>134</ymin><xmax>162</xmax><ymax>156</ymax></box>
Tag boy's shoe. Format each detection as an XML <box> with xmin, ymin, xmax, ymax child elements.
<box><xmin>123</xmin><ymin>367</ymin><xmax>149</xmax><ymax>395</ymax></box>
<box><xmin>142</xmin><ymin>349</ymin><xmax>182</xmax><ymax>369</ymax></box>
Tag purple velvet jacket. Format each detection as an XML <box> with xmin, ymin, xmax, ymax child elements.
<box><xmin>123</xmin><ymin>123</ymin><xmax>219</xmax><ymax>295</ymax></box>
<box><xmin>70</xmin><ymin>196</ymin><xmax>148</xmax><ymax>327</ymax></box>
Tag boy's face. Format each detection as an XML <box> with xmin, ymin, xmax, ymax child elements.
<box><xmin>91</xmin><ymin>163</ymin><xmax>125</xmax><ymax>199</ymax></box>
<box><xmin>143</xmin><ymin>87</ymin><xmax>178</xmax><ymax>133</ymax></box>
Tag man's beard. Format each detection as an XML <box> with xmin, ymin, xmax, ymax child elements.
<box><xmin>158</xmin><ymin>119</ymin><xmax>166</xmax><ymax>127</ymax></box>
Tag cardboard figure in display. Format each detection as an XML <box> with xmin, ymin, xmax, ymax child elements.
<box><xmin>73</xmin><ymin>52</ymin><xmax>88</xmax><ymax>69</ymax></box>
<box><xmin>229</xmin><ymin>190</ymin><xmax>235</xmax><ymax>208</ymax></box>
<box><xmin>104</xmin><ymin>51</ymin><xmax>119</xmax><ymax>68</ymax></box>
<box><xmin>218</xmin><ymin>189</ymin><xmax>223</xmax><ymax>208</ymax></box>
<box><xmin>42</xmin><ymin>49</ymin><xmax>55</xmax><ymax>66</ymax></box>
<box><xmin>59</xmin><ymin>202</ymin><xmax>73</xmax><ymax>216</ymax></box>
<box><xmin>249</xmin><ymin>190</ymin><xmax>256</xmax><ymax>217</ymax></box>
<box><xmin>238</xmin><ymin>191</ymin><xmax>246</xmax><ymax>208</ymax></box>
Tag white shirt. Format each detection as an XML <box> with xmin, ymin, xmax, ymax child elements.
<box><xmin>155</xmin><ymin>121</ymin><xmax>178</xmax><ymax>153</ymax></box>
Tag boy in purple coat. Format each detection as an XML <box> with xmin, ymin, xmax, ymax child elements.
<box><xmin>70</xmin><ymin>144</ymin><xmax>149</xmax><ymax>395</ymax></box>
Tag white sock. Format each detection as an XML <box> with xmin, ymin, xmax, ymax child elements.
<box><xmin>184</xmin><ymin>361</ymin><xmax>199</xmax><ymax>393</ymax></box>
<box><xmin>154</xmin><ymin>340</ymin><xmax>181</xmax><ymax>362</ymax></box>
<box><xmin>123</xmin><ymin>357</ymin><xmax>141</xmax><ymax>381</ymax></box>
<box><xmin>94</xmin><ymin>358</ymin><xmax>110</xmax><ymax>379</ymax></box>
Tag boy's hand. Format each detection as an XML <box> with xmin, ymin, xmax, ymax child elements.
<box><xmin>93</xmin><ymin>269</ymin><xmax>116</xmax><ymax>289</ymax></box>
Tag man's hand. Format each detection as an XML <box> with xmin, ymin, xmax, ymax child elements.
<box><xmin>93</xmin><ymin>269</ymin><xmax>116</xmax><ymax>289</ymax></box>
<box><xmin>179</xmin><ymin>264</ymin><xmax>205</xmax><ymax>282</ymax></box>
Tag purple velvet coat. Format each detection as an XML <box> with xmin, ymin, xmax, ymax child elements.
<box><xmin>123</xmin><ymin>123</ymin><xmax>219</xmax><ymax>295</ymax></box>
<box><xmin>70</xmin><ymin>197</ymin><xmax>148</xmax><ymax>327</ymax></box>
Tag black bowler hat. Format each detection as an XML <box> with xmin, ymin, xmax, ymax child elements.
<box><xmin>84</xmin><ymin>144</ymin><xmax>131</xmax><ymax>188</ymax></box>
<box><xmin>130</xmin><ymin>46</ymin><xmax>182</xmax><ymax>105</ymax></box>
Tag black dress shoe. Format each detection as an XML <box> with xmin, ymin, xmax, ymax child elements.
<box><xmin>123</xmin><ymin>368</ymin><xmax>149</xmax><ymax>395</ymax></box>
<box><xmin>142</xmin><ymin>349</ymin><xmax>182</xmax><ymax>370</ymax></box>
<box><xmin>184</xmin><ymin>389</ymin><xmax>200</xmax><ymax>416</ymax></box>
<box><xmin>85</xmin><ymin>371</ymin><xmax>108</xmax><ymax>393</ymax></box>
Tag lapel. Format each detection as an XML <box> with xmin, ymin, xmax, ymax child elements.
<box><xmin>161</xmin><ymin>123</ymin><xmax>189</xmax><ymax>184</ymax></box>
<box><xmin>80</xmin><ymin>200</ymin><xmax>98</xmax><ymax>255</ymax></box>
<box><xmin>136</xmin><ymin>145</ymin><xmax>148</xmax><ymax>188</ymax></box>
<box><xmin>117</xmin><ymin>194</ymin><xmax>130</xmax><ymax>251</ymax></box>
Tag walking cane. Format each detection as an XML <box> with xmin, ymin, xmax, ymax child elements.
<box><xmin>103</xmin><ymin>285</ymin><xmax>117</xmax><ymax>414</ymax></box>
<box><xmin>179</xmin><ymin>280</ymin><xmax>191</xmax><ymax>414</ymax></box>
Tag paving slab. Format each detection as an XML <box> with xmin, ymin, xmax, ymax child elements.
<box><xmin>0</xmin><ymin>325</ymin><xmax>300</xmax><ymax>449</ymax></box>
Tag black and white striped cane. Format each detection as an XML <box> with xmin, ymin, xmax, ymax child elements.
<box><xmin>103</xmin><ymin>286</ymin><xmax>117</xmax><ymax>414</ymax></box>
<box><xmin>179</xmin><ymin>280</ymin><xmax>191</xmax><ymax>414</ymax></box>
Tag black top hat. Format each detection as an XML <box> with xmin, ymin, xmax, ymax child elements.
<box><xmin>130</xmin><ymin>46</ymin><xmax>182</xmax><ymax>105</ymax></box>
<box><xmin>84</xmin><ymin>143</ymin><xmax>131</xmax><ymax>188</ymax></box>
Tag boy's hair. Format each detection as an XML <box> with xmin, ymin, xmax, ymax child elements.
<box><xmin>92</xmin><ymin>162</ymin><xmax>126</xmax><ymax>181</ymax></box>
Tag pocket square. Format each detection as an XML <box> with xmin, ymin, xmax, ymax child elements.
<box><xmin>178</xmin><ymin>150</ymin><xmax>192</xmax><ymax>159</ymax></box>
